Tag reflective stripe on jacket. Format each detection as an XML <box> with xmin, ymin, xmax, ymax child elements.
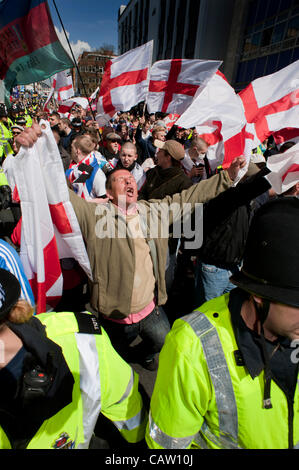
<box><xmin>146</xmin><ymin>293</ymin><xmax>299</xmax><ymax>449</ymax></box>
<box><xmin>0</xmin><ymin>311</ymin><xmax>146</xmax><ymax>449</ymax></box>
<box><xmin>0</xmin><ymin>122</ymin><xmax>12</xmax><ymax>158</ymax></box>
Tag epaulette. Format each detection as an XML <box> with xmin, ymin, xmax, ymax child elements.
<box><xmin>74</xmin><ymin>312</ymin><xmax>102</xmax><ymax>335</ymax></box>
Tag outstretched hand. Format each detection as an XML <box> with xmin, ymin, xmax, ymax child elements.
<box><xmin>15</xmin><ymin>123</ymin><xmax>42</xmax><ymax>148</ymax></box>
<box><xmin>227</xmin><ymin>156</ymin><xmax>247</xmax><ymax>181</ymax></box>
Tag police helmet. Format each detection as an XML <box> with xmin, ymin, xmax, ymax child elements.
<box><xmin>0</xmin><ymin>104</ymin><xmax>8</xmax><ymax>118</ymax></box>
<box><xmin>230</xmin><ymin>197</ymin><xmax>299</xmax><ymax>308</ymax></box>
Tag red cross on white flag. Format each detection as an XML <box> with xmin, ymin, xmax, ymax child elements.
<box><xmin>266</xmin><ymin>142</ymin><xmax>299</xmax><ymax>194</ymax></box>
<box><xmin>13</xmin><ymin>121</ymin><xmax>92</xmax><ymax>313</ymax></box>
<box><xmin>176</xmin><ymin>71</ymin><xmax>248</xmax><ymax>168</ymax></box>
<box><xmin>146</xmin><ymin>59</ymin><xmax>221</xmax><ymax>115</ymax></box>
<box><xmin>238</xmin><ymin>60</ymin><xmax>299</xmax><ymax>144</ymax></box>
<box><xmin>272</xmin><ymin>127</ymin><xmax>299</xmax><ymax>148</ymax></box>
<box><xmin>96</xmin><ymin>41</ymin><xmax>153</xmax><ymax>119</ymax></box>
<box><xmin>53</xmin><ymin>70</ymin><xmax>74</xmax><ymax>102</ymax></box>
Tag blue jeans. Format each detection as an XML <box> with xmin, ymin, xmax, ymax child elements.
<box><xmin>195</xmin><ymin>261</ymin><xmax>238</xmax><ymax>306</ymax></box>
<box><xmin>100</xmin><ymin>305</ymin><xmax>170</xmax><ymax>363</ymax></box>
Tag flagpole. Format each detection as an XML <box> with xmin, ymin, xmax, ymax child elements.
<box><xmin>51</xmin><ymin>0</ymin><xmax>97</xmax><ymax>121</ymax></box>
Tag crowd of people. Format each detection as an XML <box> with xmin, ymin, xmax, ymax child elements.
<box><xmin>0</xmin><ymin>91</ymin><xmax>298</xmax><ymax>450</ymax></box>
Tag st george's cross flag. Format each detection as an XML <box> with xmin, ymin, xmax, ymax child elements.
<box><xmin>266</xmin><ymin>142</ymin><xmax>299</xmax><ymax>194</ymax></box>
<box><xmin>146</xmin><ymin>59</ymin><xmax>222</xmax><ymax>115</ymax></box>
<box><xmin>53</xmin><ymin>70</ymin><xmax>74</xmax><ymax>102</ymax></box>
<box><xmin>96</xmin><ymin>40</ymin><xmax>153</xmax><ymax>120</ymax></box>
<box><xmin>43</xmin><ymin>70</ymin><xmax>74</xmax><ymax>112</ymax></box>
<box><xmin>12</xmin><ymin>121</ymin><xmax>92</xmax><ymax>313</ymax></box>
<box><xmin>0</xmin><ymin>0</ymin><xmax>73</xmax><ymax>105</ymax></box>
<box><xmin>176</xmin><ymin>71</ymin><xmax>250</xmax><ymax>169</ymax></box>
<box><xmin>272</xmin><ymin>127</ymin><xmax>299</xmax><ymax>149</ymax></box>
<box><xmin>238</xmin><ymin>60</ymin><xmax>299</xmax><ymax>145</ymax></box>
<box><xmin>57</xmin><ymin>96</ymin><xmax>89</xmax><ymax>118</ymax></box>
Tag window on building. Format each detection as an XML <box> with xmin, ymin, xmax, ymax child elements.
<box><xmin>265</xmin><ymin>53</ymin><xmax>279</xmax><ymax>74</ymax></box>
<box><xmin>244</xmin><ymin>58</ymin><xmax>257</xmax><ymax>82</ymax></box>
<box><xmin>255</xmin><ymin>0</ymin><xmax>269</xmax><ymax>23</ymax></box>
<box><xmin>277</xmin><ymin>49</ymin><xmax>293</xmax><ymax>69</ymax></box>
<box><xmin>279</xmin><ymin>0</ymin><xmax>292</xmax><ymax>12</ymax></box>
<box><xmin>271</xmin><ymin>21</ymin><xmax>287</xmax><ymax>43</ymax></box>
<box><xmin>128</xmin><ymin>11</ymin><xmax>132</xmax><ymax>49</ymax></box>
<box><xmin>246</xmin><ymin>0</ymin><xmax>259</xmax><ymax>29</ymax></box>
<box><xmin>157</xmin><ymin>0</ymin><xmax>167</xmax><ymax>59</ymax></box>
<box><xmin>267</xmin><ymin>0</ymin><xmax>281</xmax><ymax>18</ymax></box>
<box><xmin>165</xmin><ymin>0</ymin><xmax>175</xmax><ymax>57</ymax></box>
<box><xmin>185</xmin><ymin>0</ymin><xmax>201</xmax><ymax>58</ymax></box>
<box><xmin>138</xmin><ymin>0</ymin><xmax>144</xmax><ymax>46</ymax></box>
<box><xmin>286</xmin><ymin>15</ymin><xmax>299</xmax><ymax>38</ymax></box>
<box><xmin>143</xmin><ymin>0</ymin><xmax>150</xmax><ymax>43</ymax></box>
<box><xmin>174</xmin><ymin>0</ymin><xmax>187</xmax><ymax>58</ymax></box>
<box><xmin>292</xmin><ymin>46</ymin><xmax>299</xmax><ymax>61</ymax></box>
<box><xmin>254</xmin><ymin>56</ymin><xmax>267</xmax><ymax>78</ymax></box>
<box><xmin>134</xmin><ymin>3</ymin><xmax>138</xmax><ymax>47</ymax></box>
<box><xmin>235</xmin><ymin>61</ymin><xmax>248</xmax><ymax>83</ymax></box>
<box><xmin>261</xmin><ymin>27</ymin><xmax>274</xmax><ymax>46</ymax></box>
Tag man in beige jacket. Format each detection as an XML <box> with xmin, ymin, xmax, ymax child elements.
<box><xmin>17</xmin><ymin>124</ymin><xmax>245</xmax><ymax>370</ymax></box>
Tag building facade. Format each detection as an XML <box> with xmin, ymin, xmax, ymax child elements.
<box><xmin>76</xmin><ymin>51</ymin><xmax>116</xmax><ymax>96</ymax></box>
<box><xmin>233</xmin><ymin>0</ymin><xmax>299</xmax><ymax>91</ymax></box>
<box><xmin>118</xmin><ymin>0</ymin><xmax>298</xmax><ymax>90</ymax></box>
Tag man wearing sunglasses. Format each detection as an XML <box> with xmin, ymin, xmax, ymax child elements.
<box><xmin>100</xmin><ymin>132</ymin><xmax>121</xmax><ymax>161</ymax></box>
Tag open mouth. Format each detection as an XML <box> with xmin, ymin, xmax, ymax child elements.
<box><xmin>126</xmin><ymin>187</ymin><xmax>134</xmax><ymax>196</ymax></box>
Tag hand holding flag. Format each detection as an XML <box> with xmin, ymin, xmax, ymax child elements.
<box><xmin>14</xmin><ymin>121</ymin><xmax>92</xmax><ymax>313</ymax></box>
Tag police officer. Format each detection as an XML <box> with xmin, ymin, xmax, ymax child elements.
<box><xmin>146</xmin><ymin>197</ymin><xmax>299</xmax><ymax>449</ymax></box>
<box><xmin>0</xmin><ymin>104</ymin><xmax>13</xmax><ymax>162</ymax></box>
<box><xmin>0</xmin><ymin>269</ymin><xmax>147</xmax><ymax>449</ymax></box>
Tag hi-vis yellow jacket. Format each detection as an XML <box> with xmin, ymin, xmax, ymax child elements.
<box><xmin>146</xmin><ymin>293</ymin><xmax>299</xmax><ymax>449</ymax></box>
<box><xmin>0</xmin><ymin>311</ymin><xmax>147</xmax><ymax>449</ymax></box>
<box><xmin>0</xmin><ymin>121</ymin><xmax>12</xmax><ymax>159</ymax></box>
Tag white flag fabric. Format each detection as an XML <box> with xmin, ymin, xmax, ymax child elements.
<box><xmin>89</xmin><ymin>86</ymin><xmax>99</xmax><ymax>102</ymax></box>
<box><xmin>97</xmin><ymin>40</ymin><xmax>153</xmax><ymax>118</ymax></box>
<box><xmin>43</xmin><ymin>87</ymin><xmax>54</xmax><ymax>113</ymax></box>
<box><xmin>239</xmin><ymin>60</ymin><xmax>299</xmax><ymax>144</ymax></box>
<box><xmin>58</xmin><ymin>96</ymin><xmax>89</xmax><ymax>117</ymax></box>
<box><xmin>272</xmin><ymin>127</ymin><xmax>299</xmax><ymax>149</ymax></box>
<box><xmin>266</xmin><ymin>142</ymin><xmax>299</xmax><ymax>194</ymax></box>
<box><xmin>176</xmin><ymin>71</ymin><xmax>248</xmax><ymax>168</ymax></box>
<box><xmin>163</xmin><ymin>113</ymin><xmax>180</xmax><ymax>131</ymax></box>
<box><xmin>53</xmin><ymin>70</ymin><xmax>74</xmax><ymax>102</ymax></box>
<box><xmin>147</xmin><ymin>59</ymin><xmax>222</xmax><ymax>115</ymax></box>
<box><xmin>13</xmin><ymin>121</ymin><xmax>92</xmax><ymax>313</ymax></box>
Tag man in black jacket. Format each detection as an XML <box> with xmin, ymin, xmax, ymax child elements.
<box><xmin>194</xmin><ymin>164</ymin><xmax>272</xmax><ymax>307</ymax></box>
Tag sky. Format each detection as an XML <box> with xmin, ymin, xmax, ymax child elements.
<box><xmin>48</xmin><ymin>0</ymin><xmax>130</xmax><ymax>59</ymax></box>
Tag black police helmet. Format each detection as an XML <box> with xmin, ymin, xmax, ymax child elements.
<box><xmin>0</xmin><ymin>268</ymin><xmax>21</xmax><ymax>322</ymax></box>
<box><xmin>231</xmin><ymin>197</ymin><xmax>299</xmax><ymax>308</ymax></box>
<box><xmin>0</xmin><ymin>104</ymin><xmax>8</xmax><ymax>118</ymax></box>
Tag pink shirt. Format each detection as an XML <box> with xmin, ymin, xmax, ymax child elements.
<box><xmin>107</xmin><ymin>299</ymin><xmax>155</xmax><ymax>325</ymax></box>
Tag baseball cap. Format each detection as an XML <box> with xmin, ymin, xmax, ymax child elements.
<box><xmin>154</xmin><ymin>139</ymin><xmax>185</xmax><ymax>161</ymax></box>
<box><xmin>106</xmin><ymin>132</ymin><xmax>121</xmax><ymax>141</ymax></box>
<box><xmin>0</xmin><ymin>268</ymin><xmax>21</xmax><ymax>321</ymax></box>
